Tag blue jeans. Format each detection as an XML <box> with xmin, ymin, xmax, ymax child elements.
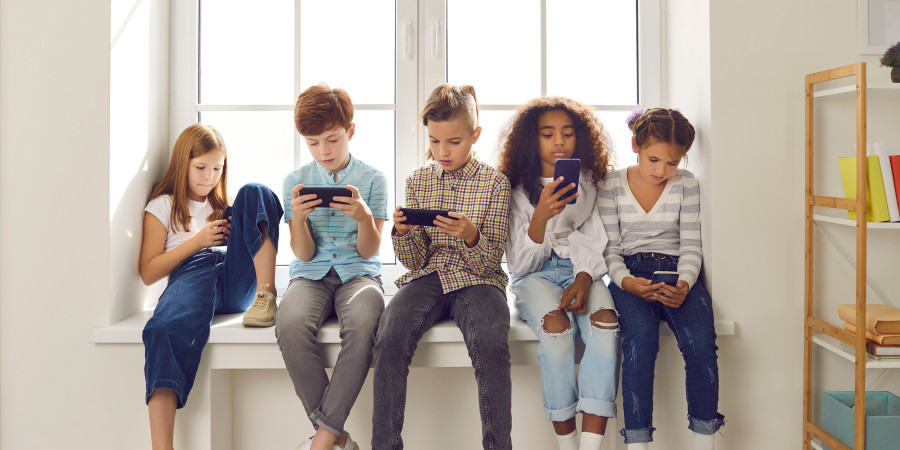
<box><xmin>143</xmin><ymin>183</ymin><xmax>283</xmax><ymax>408</ymax></box>
<box><xmin>608</xmin><ymin>252</ymin><xmax>724</xmax><ymax>443</ymax></box>
<box><xmin>371</xmin><ymin>273</ymin><xmax>512</xmax><ymax>450</ymax></box>
<box><xmin>510</xmin><ymin>254</ymin><xmax>620</xmax><ymax>422</ymax></box>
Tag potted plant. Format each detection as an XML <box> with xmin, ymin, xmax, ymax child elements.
<box><xmin>881</xmin><ymin>41</ymin><xmax>900</xmax><ymax>83</ymax></box>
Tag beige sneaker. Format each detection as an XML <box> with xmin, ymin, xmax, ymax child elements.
<box><xmin>242</xmin><ymin>291</ymin><xmax>276</xmax><ymax>327</ymax></box>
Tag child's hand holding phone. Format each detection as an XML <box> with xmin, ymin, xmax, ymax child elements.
<box><xmin>291</xmin><ymin>184</ymin><xmax>324</xmax><ymax>222</ymax></box>
<box><xmin>330</xmin><ymin>185</ymin><xmax>373</xmax><ymax>223</ymax></box>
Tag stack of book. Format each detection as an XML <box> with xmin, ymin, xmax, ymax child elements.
<box><xmin>838</xmin><ymin>303</ymin><xmax>900</xmax><ymax>358</ymax></box>
<box><xmin>838</xmin><ymin>142</ymin><xmax>900</xmax><ymax>223</ymax></box>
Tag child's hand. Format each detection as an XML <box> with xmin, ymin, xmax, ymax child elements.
<box><xmin>533</xmin><ymin>177</ymin><xmax>578</xmax><ymax>224</ymax></box>
<box><xmin>392</xmin><ymin>206</ymin><xmax>417</xmax><ymax>236</ymax></box>
<box><xmin>436</xmin><ymin>211</ymin><xmax>479</xmax><ymax>247</ymax></box>
<box><xmin>190</xmin><ymin>219</ymin><xmax>229</xmax><ymax>249</ymax></box>
<box><xmin>331</xmin><ymin>185</ymin><xmax>373</xmax><ymax>223</ymax></box>
<box><xmin>622</xmin><ymin>276</ymin><xmax>664</xmax><ymax>302</ymax></box>
<box><xmin>291</xmin><ymin>184</ymin><xmax>322</xmax><ymax>222</ymax></box>
<box><xmin>654</xmin><ymin>280</ymin><xmax>689</xmax><ymax>308</ymax></box>
<box><xmin>558</xmin><ymin>272</ymin><xmax>592</xmax><ymax>314</ymax></box>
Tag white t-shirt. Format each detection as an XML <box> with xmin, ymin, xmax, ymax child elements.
<box><xmin>144</xmin><ymin>195</ymin><xmax>214</xmax><ymax>253</ymax></box>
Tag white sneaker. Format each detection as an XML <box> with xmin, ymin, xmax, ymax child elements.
<box><xmin>295</xmin><ymin>437</ymin><xmax>313</xmax><ymax>450</ymax></box>
<box><xmin>335</xmin><ymin>432</ymin><xmax>357</xmax><ymax>450</ymax></box>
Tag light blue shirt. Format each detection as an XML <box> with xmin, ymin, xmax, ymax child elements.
<box><xmin>283</xmin><ymin>155</ymin><xmax>389</xmax><ymax>282</ymax></box>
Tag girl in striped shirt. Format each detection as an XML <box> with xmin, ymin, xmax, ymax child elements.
<box><xmin>499</xmin><ymin>97</ymin><xmax>619</xmax><ymax>450</ymax></box>
<box><xmin>599</xmin><ymin>108</ymin><xmax>724</xmax><ymax>450</ymax></box>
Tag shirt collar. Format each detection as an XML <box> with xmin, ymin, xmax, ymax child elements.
<box><xmin>315</xmin><ymin>154</ymin><xmax>356</xmax><ymax>182</ymax></box>
<box><xmin>435</xmin><ymin>156</ymin><xmax>479</xmax><ymax>180</ymax></box>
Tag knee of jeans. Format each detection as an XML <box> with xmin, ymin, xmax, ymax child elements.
<box><xmin>589</xmin><ymin>308</ymin><xmax>619</xmax><ymax>336</ymax></box>
<box><xmin>541</xmin><ymin>310</ymin><xmax>572</xmax><ymax>337</ymax></box>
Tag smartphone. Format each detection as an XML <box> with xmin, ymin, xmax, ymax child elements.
<box><xmin>553</xmin><ymin>158</ymin><xmax>581</xmax><ymax>204</ymax></box>
<box><xmin>399</xmin><ymin>208</ymin><xmax>456</xmax><ymax>227</ymax></box>
<box><xmin>298</xmin><ymin>187</ymin><xmax>352</xmax><ymax>207</ymax></box>
<box><xmin>219</xmin><ymin>205</ymin><xmax>233</xmax><ymax>223</ymax></box>
<box><xmin>651</xmin><ymin>271</ymin><xmax>679</xmax><ymax>287</ymax></box>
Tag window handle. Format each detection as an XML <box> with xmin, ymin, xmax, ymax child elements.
<box><xmin>403</xmin><ymin>19</ymin><xmax>414</xmax><ymax>60</ymax></box>
<box><xmin>432</xmin><ymin>19</ymin><xmax>441</xmax><ymax>58</ymax></box>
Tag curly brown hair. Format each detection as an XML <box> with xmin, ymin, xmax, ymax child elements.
<box><xmin>497</xmin><ymin>97</ymin><xmax>613</xmax><ymax>205</ymax></box>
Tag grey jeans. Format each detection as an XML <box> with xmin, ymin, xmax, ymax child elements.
<box><xmin>275</xmin><ymin>268</ymin><xmax>385</xmax><ymax>436</ymax></box>
<box><xmin>371</xmin><ymin>273</ymin><xmax>512</xmax><ymax>450</ymax></box>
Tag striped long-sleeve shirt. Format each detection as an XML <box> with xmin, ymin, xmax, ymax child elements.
<box><xmin>392</xmin><ymin>158</ymin><xmax>510</xmax><ymax>293</ymax></box>
<box><xmin>598</xmin><ymin>167</ymin><xmax>703</xmax><ymax>288</ymax></box>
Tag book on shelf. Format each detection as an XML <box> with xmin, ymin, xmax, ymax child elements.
<box><xmin>843</xmin><ymin>322</ymin><xmax>900</xmax><ymax>345</ymax></box>
<box><xmin>838</xmin><ymin>156</ymin><xmax>891</xmax><ymax>222</ymax></box>
<box><xmin>838</xmin><ymin>303</ymin><xmax>900</xmax><ymax>334</ymax></box>
<box><xmin>866</xmin><ymin>340</ymin><xmax>900</xmax><ymax>357</ymax></box>
<box><xmin>891</xmin><ymin>155</ymin><xmax>900</xmax><ymax>210</ymax></box>
<box><xmin>867</xmin><ymin>143</ymin><xmax>899</xmax><ymax>222</ymax></box>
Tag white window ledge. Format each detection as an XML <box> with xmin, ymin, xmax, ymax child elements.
<box><xmin>90</xmin><ymin>300</ymin><xmax>735</xmax><ymax>368</ymax></box>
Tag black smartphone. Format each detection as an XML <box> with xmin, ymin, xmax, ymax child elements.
<box><xmin>399</xmin><ymin>208</ymin><xmax>456</xmax><ymax>227</ymax></box>
<box><xmin>219</xmin><ymin>206</ymin><xmax>233</xmax><ymax>222</ymax></box>
<box><xmin>298</xmin><ymin>187</ymin><xmax>352</xmax><ymax>207</ymax></box>
<box><xmin>651</xmin><ymin>271</ymin><xmax>679</xmax><ymax>287</ymax></box>
<box><xmin>553</xmin><ymin>158</ymin><xmax>581</xmax><ymax>204</ymax></box>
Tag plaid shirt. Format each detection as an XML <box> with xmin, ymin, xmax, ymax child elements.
<box><xmin>392</xmin><ymin>158</ymin><xmax>510</xmax><ymax>293</ymax></box>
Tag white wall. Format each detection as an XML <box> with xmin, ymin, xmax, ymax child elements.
<box><xmin>2</xmin><ymin>0</ymin><xmax>898</xmax><ymax>448</ymax></box>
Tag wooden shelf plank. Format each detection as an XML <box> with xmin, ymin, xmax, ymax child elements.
<box><xmin>814</xmin><ymin>214</ymin><xmax>900</xmax><ymax>229</ymax></box>
<box><xmin>813</xmin><ymin>82</ymin><xmax>900</xmax><ymax>98</ymax></box>
<box><xmin>812</xmin><ymin>334</ymin><xmax>900</xmax><ymax>368</ymax></box>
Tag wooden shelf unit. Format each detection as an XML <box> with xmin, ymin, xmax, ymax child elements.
<box><xmin>802</xmin><ymin>62</ymin><xmax>870</xmax><ymax>450</ymax></box>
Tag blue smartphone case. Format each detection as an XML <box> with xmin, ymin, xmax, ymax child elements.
<box><xmin>651</xmin><ymin>271</ymin><xmax>679</xmax><ymax>287</ymax></box>
<box><xmin>553</xmin><ymin>158</ymin><xmax>581</xmax><ymax>204</ymax></box>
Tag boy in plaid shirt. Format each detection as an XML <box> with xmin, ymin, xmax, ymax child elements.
<box><xmin>371</xmin><ymin>84</ymin><xmax>512</xmax><ymax>450</ymax></box>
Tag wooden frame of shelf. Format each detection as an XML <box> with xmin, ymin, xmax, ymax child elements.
<box><xmin>803</xmin><ymin>62</ymin><xmax>869</xmax><ymax>450</ymax></box>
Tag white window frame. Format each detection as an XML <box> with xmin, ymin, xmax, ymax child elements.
<box><xmin>169</xmin><ymin>0</ymin><xmax>662</xmax><ymax>277</ymax></box>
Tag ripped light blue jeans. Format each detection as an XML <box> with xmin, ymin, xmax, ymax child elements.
<box><xmin>510</xmin><ymin>254</ymin><xmax>620</xmax><ymax>422</ymax></box>
<box><xmin>608</xmin><ymin>252</ymin><xmax>724</xmax><ymax>444</ymax></box>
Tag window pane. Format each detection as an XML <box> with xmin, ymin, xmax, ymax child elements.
<box><xmin>547</xmin><ymin>1</ymin><xmax>637</xmax><ymax>105</ymax></box>
<box><xmin>199</xmin><ymin>0</ymin><xmax>294</xmax><ymax>105</ymax></box>
<box><xmin>448</xmin><ymin>0</ymin><xmax>541</xmax><ymax>105</ymax></box>
<box><xmin>200</xmin><ymin>111</ymin><xmax>295</xmax><ymax>264</ymax></box>
<box><xmin>595</xmin><ymin>110</ymin><xmax>632</xmax><ymax>169</ymax></box>
<box><xmin>299</xmin><ymin>0</ymin><xmax>395</xmax><ymax>105</ymax></box>
<box><xmin>477</xmin><ymin>110</ymin><xmax>517</xmax><ymax>169</ymax></box>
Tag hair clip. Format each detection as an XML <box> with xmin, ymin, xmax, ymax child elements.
<box><xmin>626</xmin><ymin>108</ymin><xmax>644</xmax><ymax>125</ymax></box>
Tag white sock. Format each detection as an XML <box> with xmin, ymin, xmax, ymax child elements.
<box><xmin>579</xmin><ymin>432</ymin><xmax>604</xmax><ymax>450</ymax></box>
<box><xmin>693</xmin><ymin>432</ymin><xmax>715</xmax><ymax>450</ymax></box>
<box><xmin>556</xmin><ymin>430</ymin><xmax>578</xmax><ymax>450</ymax></box>
<box><xmin>628</xmin><ymin>443</ymin><xmax>649</xmax><ymax>450</ymax></box>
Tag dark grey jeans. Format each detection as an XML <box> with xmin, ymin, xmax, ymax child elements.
<box><xmin>275</xmin><ymin>268</ymin><xmax>385</xmax><ymax>436</ymax></box>
<box><xmin>371</xmin><ymin>273</ymin><xmax>512</xmax><ymax>450</ymax></box>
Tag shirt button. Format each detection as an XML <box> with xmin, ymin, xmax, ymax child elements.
<box><xmin>330</xmin><ymin>212</ymin><xmax>335</xmax><ymax>216</ymax></box>
<box><xmin>332</xmin><ymin>236</ymin><xmax>336</xmax><ymax>240</ymax></box>
<box><xmin>328</xmin><ymin>171</ymin><xmax>333</xmax><ymax>176</ymax></box>
<box><xmin>333</xmin><ymin>254</ymin><xmax>337</xmax><ymax>258</ymax></box>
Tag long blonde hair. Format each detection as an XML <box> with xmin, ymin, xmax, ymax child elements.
<box><xmin>147</xmin><ymin>123</ymin><xmax>228</xmax><ymax>232</ymax></box>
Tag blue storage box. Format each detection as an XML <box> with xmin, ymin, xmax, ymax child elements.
<box><xmin>821</xmin><ymin>391</ymin><xmax>900</xmax><ymax>449</ymax></box>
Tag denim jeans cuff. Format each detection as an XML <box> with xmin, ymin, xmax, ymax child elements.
<box><xmin>146</xmin><ymin>379</ymin><xmax>187</xmax><ymax>409</ymax></box>
<box><xmin>687</xmin><ymin>413</ymin><xmax>725</xmax><ymax>435</ymax></box>
<box><xmin>310</xmin><ymin>410</ymin><xmax>343</xmax><ymax>437</ymax></box>
<box><xmin>620</xmin><ymin>427</ymin><xmax>655</xmax><ymax>444</ymax></box>
<box><xmin>576</xmin><ymin>398</ymin><xmax>616</xmax><ymax>418</ymax></box>
<box><xmin>545</xmin><ymin>401</ymin><xmax>578</xmax><ymax>422</ymax></box>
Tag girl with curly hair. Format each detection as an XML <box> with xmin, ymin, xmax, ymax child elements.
<box><xmin>498</xmin><ymin>97</ymin><xmax>619</xmax><ymax>450</ymax></box>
